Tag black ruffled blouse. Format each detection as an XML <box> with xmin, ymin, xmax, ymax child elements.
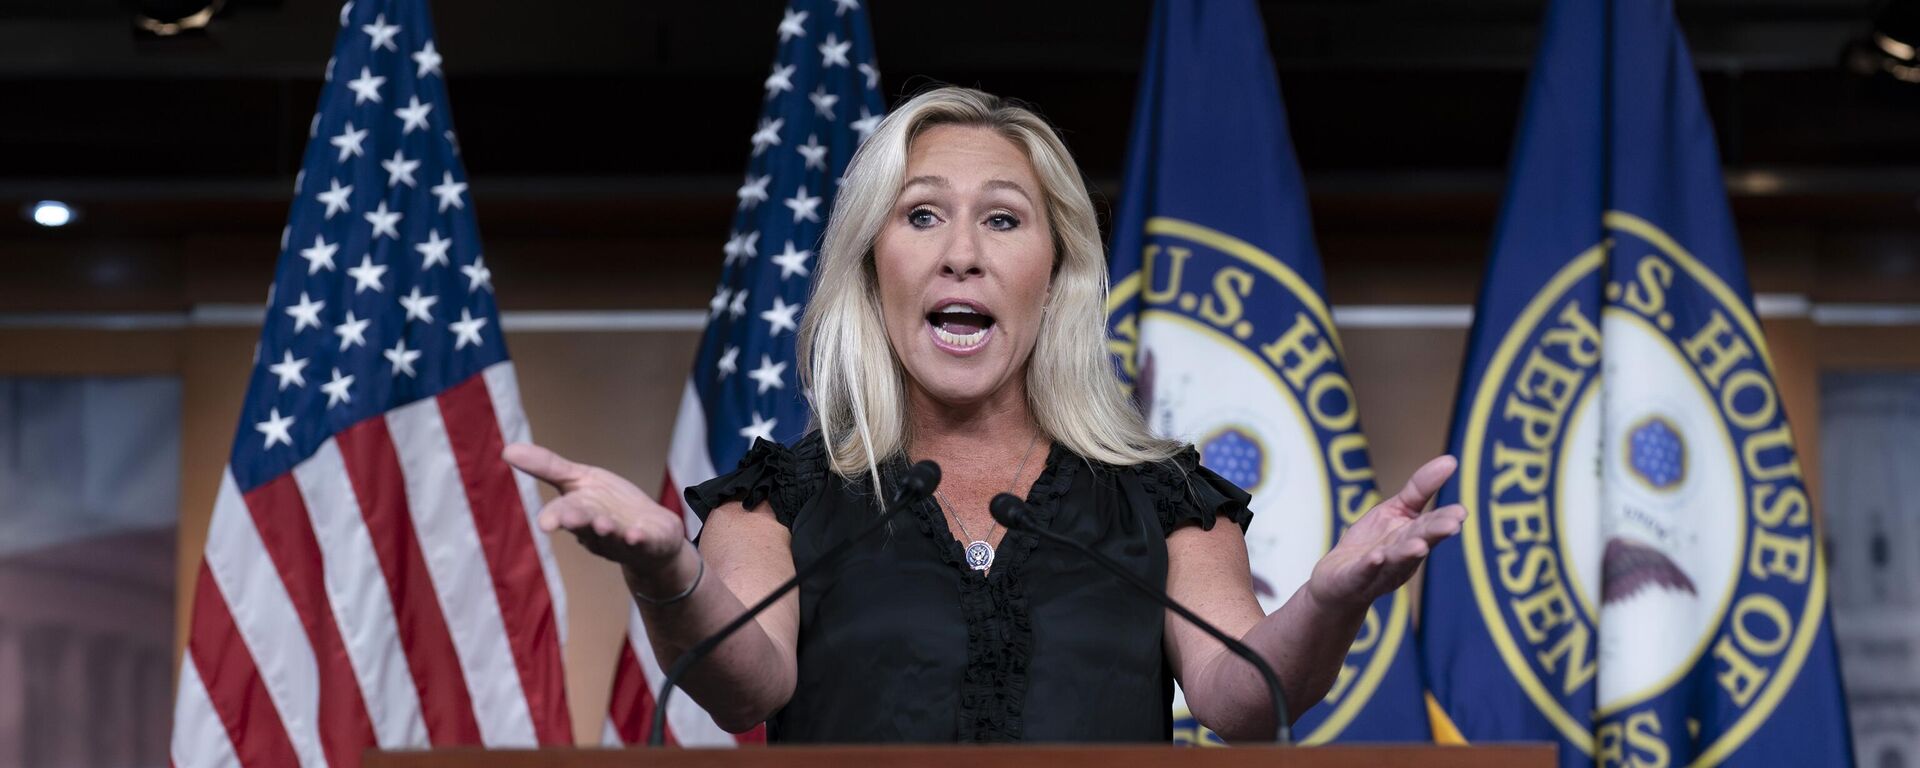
<box><xmin>684</xmin><ymin>433</ymin><xmax>1253</xmax><ymax>743</ymax></box>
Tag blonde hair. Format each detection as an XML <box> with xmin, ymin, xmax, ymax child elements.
<box><xmin>796</xmin><ymin>86</ymin><xmax>1180</xmax><ymax>495</ymax></box>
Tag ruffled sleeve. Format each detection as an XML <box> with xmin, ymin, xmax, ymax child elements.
<box><xmin>1138</xmin><ymin>446</ymin><xmax>1254</xmax><ymax>535</ymax></box>
<box><xmin>682</xmin><ymin>434</ymin><xmax>826</xmax><ymax>528</ymax></box>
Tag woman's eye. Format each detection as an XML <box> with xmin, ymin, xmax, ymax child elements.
<box><xmin>985</xmin><ymin>212</ymin><xmax>1020</xmax><ymax>231</ymax></box>
<box><xmin>907</xmin><ymin>208</ymin><xmax>938</xmax><ymax>228</ymax></box>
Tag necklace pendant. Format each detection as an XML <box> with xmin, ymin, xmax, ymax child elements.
<box><xmin>964</xmin><ymin>540</ymin><xmax>995</xmax><ymax>571</ymax></box>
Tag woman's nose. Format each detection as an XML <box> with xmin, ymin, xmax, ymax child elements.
<box><xmin>938</xmin><ymin>230</ymin><xmax>986</xmax><ymax>279</ymax></box>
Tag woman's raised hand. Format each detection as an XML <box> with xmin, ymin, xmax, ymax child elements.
<box><xmin>502</xmin><ymin>443</ymin><xmax>688</xmax><ymax>572</ymax></box>
<box><xmin>1306</xmin><ymin>455</ymin><xmax>1467</xmax><ymax>611</ymax></box>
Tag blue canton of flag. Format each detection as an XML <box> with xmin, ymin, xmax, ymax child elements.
<box><xmin>1420</xmin><ymin>0</ymin><xmax>1853</xmax><ymax>765</ymax></box>
<box><xmin>1104</xmin><ymin>0</ymin><xmax>1429</xmax><ymax>746</ymax></box>
<box><xmin>691</xmin><ymin>0</ymin><xmax>886</xmax><ymax>474</ymax></box>
<box><xmin>239</xmin><ymin>0</ymin><xmax>499</xmax><ymax>494</ymax></box>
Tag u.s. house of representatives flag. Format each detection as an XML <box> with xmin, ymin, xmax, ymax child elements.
<box><xmin>170</xmin><ymin>1</ymin><xmax>572</xmax><ymax>766</ymax></box>
<box><xmin>1418</xmin><ymin>0</ymin><xmax>1853</xmax><ymax>765</ymax></box>
<box><xmin>1104</xmin><ymin>0</ymin><xmax>1428</xmax><ymax>745</ymax></box>
<box><xmin>600</xmin><ymin>0</ymin><xmax>885</xmax><ymax>747</ymax></box>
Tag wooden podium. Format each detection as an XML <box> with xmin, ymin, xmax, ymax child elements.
<box><xmin>368</xmin><ymin>744</ymin><xmax>1555</xmax><ymax>768</ymax></box>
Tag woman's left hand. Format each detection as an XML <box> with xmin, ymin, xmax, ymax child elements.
<box><xmin>1306</xmin><ymin>455</ymin><xmax>1467</xmax><ymax>611</ymax></box>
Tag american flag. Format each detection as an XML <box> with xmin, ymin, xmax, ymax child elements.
<box><xmin>601</xmin><ymin>0</ymin><xmax>885</xmax><ymax>747</ymax></box>
<box><xmin>169</xmin><ymin>1</ymin><xmax>572</xmax><ymax>765</ymax></box>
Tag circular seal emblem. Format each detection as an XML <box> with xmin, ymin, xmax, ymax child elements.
<box><xmin>1456</xmin><ymin>211</ymin><xmax>1829</xmax><ymax>764</ymax></box>
<box><xmin>1107</xmin><ymin>217</ymin><xmax>1409</xmax><ymax>745</ymax></box>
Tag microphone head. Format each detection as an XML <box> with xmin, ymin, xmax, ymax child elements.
<box><xmin>989</xmin><ymin>493</ymin><xmax>1030</xmax><ymax>529</ymax></box>
<box><xmin>900</xmin><ymin>460</ymin><xmax>941</xmax><ymax>500</ymax></box>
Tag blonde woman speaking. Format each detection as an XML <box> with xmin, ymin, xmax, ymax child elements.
<box><xmin>505</xmin><ymin>87</ymin><xmax>1465</xmax><ymax>744</ymax></box>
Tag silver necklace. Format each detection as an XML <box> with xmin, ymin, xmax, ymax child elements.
<box><xmin>934</xmin><ymin>432</ymin><xmax>1042</xmax><ymax>572</ymax></box>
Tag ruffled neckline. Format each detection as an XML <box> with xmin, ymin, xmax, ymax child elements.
<box><xmin>902</xmin><ymin>441</ymin><xmax>1075</xmax><ymax>583</ymax></box>
<box><xmin>898</xmin><ymin>441</ymin><xmax>1077</xmax><ymax>742</ymax></box>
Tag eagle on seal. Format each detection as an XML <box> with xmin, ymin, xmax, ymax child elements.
<box><xmin>1601</xmin><ymin>536</ymin><xmax>1697</xmax><ymax>604</ymax></box>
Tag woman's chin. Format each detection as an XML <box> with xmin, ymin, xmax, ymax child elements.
<box><xmin>898</xmin><ymin>327</ymin><xmax>1029</xmax><ymax>411</ymax></box>
<box><xmin>909</xmin><ymin>367</ymin><xmax>1017</xmax><ymax>411</ymax></box>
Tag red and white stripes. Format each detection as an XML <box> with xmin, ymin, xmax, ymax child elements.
<box><xmin>602</xmin><ymin>586</ymin><xmax>754</xmax><ymax>747</ymax></box>
<box><xmin>664</xmin><ymin>380</ymin><xmax>720</xmax><ymax>542</ymax></box>
<box><xmin>172</xmin><ymin>362</ymin><xmax>571</xmax><ymax>767</ymax></box>
<box><xmin>600</xmin><ymin>379</ymin><xmax>764</xmax><ymax>747</ymax></box>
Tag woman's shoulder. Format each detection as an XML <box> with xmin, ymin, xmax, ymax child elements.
<box><xmin>746</xmin><ymin>430</ymin><xmax>832</xmax><ymax>473</ymax></box>
<box><xmin>1099</xmin><ymin>444</ymin><xmax>1254</xmax><ymax>535</ymax></box>
<box><xmin>682</xmin><ymin>431</ymin><xmax>831</xmax><ymax>528</ymax></box>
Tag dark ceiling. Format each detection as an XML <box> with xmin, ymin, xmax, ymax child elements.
<box><xmin>4</xmin><ymin>0</ymin><xmax>1920</xmax><ymax>312</ymax></box>
<box><xmin>3</xmin><ymin>0</ymin><xmax>1914</xmax><ymax>185</ymax></box>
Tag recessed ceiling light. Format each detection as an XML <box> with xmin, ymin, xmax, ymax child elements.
<box><xmin>29</xmin><ymin>200</ymin><xmax>75</xmax><ymax>228</ymax></box>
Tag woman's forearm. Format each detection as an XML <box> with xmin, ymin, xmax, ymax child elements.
<box><xmin>627</xmin><ymin>543</ymin><xmax>794</xmax><ymax>732</ymax></box>
<box><xmin>1192</xmin><ymin>582</ymin><xmax>1369</xmax><ymax>742</ymax></box>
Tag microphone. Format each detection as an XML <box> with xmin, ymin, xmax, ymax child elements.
<box><xmin>647</xmin><ymin>460</ymin><xmax>941</xmax><ymax>746</ymax></box>
<box><xmin>989</xmin><ymin>493</ymin><xmax>1293</xmax><ymax>744</ymax></box>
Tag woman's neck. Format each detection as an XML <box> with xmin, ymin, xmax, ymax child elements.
<box><xmin>905</xmin><ymin>377</ymin><xmax>1043</xmax><ymax>460</ymax></box>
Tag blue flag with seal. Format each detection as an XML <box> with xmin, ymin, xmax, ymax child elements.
<box><xmin>1104</xmin><ymin>0</ymin><xmax>1428</xmax><ymax>745</ymax></box>
<box><xmin>1418</xmin><ymin>0</ymin><xmax>1853</xmax><ymax>765</ymax></box>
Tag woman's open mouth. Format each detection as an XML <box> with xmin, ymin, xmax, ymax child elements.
<box><xmin>926</xmin><ymin>302</ymin><xmax>996</xmax><ymax>353</ymax></box>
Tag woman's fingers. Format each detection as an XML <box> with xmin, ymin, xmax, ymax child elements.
<box><xmin>1374</xmin><ymin>504</ymin><xmax>1462</xmax><ymax>569</ymax></box>
<box><xmin>552</xmin><ymin>506</ymin><xmax>651</xmax><ymax>560</ymax></box>
<box><xmin>534</xmin><ymin>497</ymin><xmax>569</xmax><ymax>531</ymax></box>
<box><xmin>534</xmin><ymin>496</ymin><xmax>587</xmax><ymax>532</ymax></box>
<box><xmin>1335</xmin><ymin>502</ymin><xmax>1465</xmax><ymax>601</ymax></box>
<box><xmin>1388</xmin><ymin>454</ymin><xmax>1459</xmax><ymax>514</ymax></box>
<box><xmin>503</xmin><ymin>443</ymin><xmax>588</xmax><ymax>492</ymax></box>
<box><xmin>1411</xmin><ymin>504</ymin><xmax>1466</xmax><ymax>544</ymax></box>
<box><xmin>1364</xmin><ymin>535</ymin><xmax>1428</xmax><ymax>573</ymax></box>
<box><xmin>506</xmin><ymin>444</ymin><xmax>681</xmax><ymax>569</ymax></box>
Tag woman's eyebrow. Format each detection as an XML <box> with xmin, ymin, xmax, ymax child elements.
<box><xmin>982</xmin><ymin>179</ymin><xmax>1033</xmax><ymax>204</ymax></box>
<box><xmin>901</xmin><ymin>175</ymin><xmax>1032</xmax><ymax>204</ymax></box>
<box><xmin>902</xmin><ymin>175</ymin><xmax>949</xmax><ymax>191</ymax></box>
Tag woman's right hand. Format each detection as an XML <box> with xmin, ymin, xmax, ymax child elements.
<box><xmin>502</xmin><ymin>442</ymin><xmax>688</xmax><ymax>573</ymax></box>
